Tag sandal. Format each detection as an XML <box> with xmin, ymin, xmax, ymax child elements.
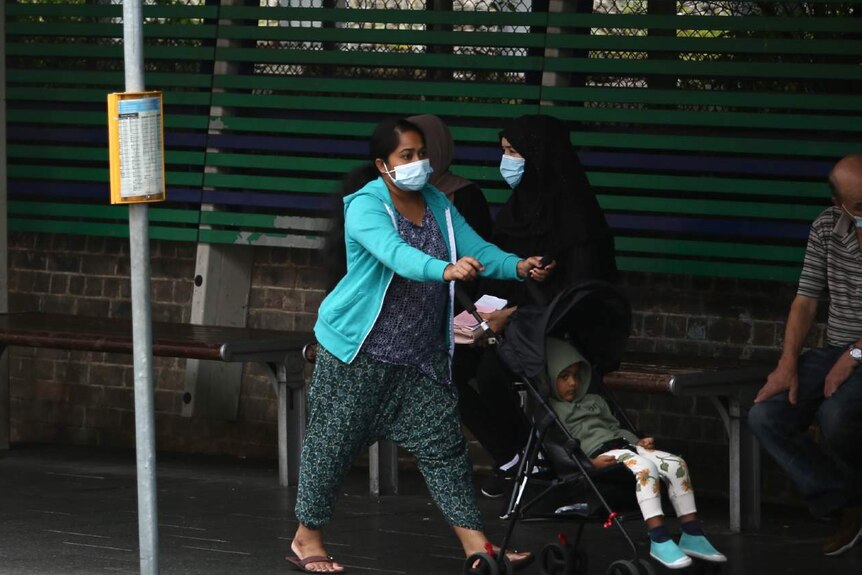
<box><xmin>286</xmin><ymin>554</ymin><xmax>347</xmax><ymax>573</ymax></box>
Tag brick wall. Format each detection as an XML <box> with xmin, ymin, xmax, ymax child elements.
<box><xmin>7</xmin><ymin>231</ymin><xmax>813</xmax><ymax>502</ymax></box>
<box><xmin>7</xmin><ymin>233</ymin><xmax>327</xmax><ymax>460</ymax></box>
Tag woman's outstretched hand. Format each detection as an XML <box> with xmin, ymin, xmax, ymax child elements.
<box><xmin>529</xmin><ymin>258</ymin><xmax>556</xmax><ymax>282</ymax></box>
<box><xmin>444</xmin><ymin>256</ymin><xmax>485</xmax><ymax>282</ymax></box>
<box><xmin>516</xmin><ymin>256</ymin><xmax>544</xmax><ymax>279</ymax></box>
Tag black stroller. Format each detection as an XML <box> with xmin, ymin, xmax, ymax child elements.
<box><xmin>463</xmin><ymin>281</ymin><xmax>658</xmax><ymax>575</ymax></box>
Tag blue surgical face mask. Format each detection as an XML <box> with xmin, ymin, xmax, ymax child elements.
<box><xmin>842</xmin><ymin>204</ymin><xmax>862</xmax><ymax>228</ymax></box>
<box><xmin>500</xmin><ymin>154</ymin><xmax>526</xmax><ymax>189</ymax></box>
<box><xmin>383</xmin><ymin>159</ymin><xmax>432</xmax><ymax>192</ymax></box>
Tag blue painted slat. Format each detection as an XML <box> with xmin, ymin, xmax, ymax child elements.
<box><xmin>580</xmin><ymin>152</ymin><xmax>833</xmax><ymax>179</ymax></box>
<box><xmin>8</xmin><ymin>180</ymin><xmax>203</xmax><ymax>203</ymax></box>
<box><xmin>605</xmin><ymin>213</ymin><xmax>810</xmax><ymax>240</ymax></box>
<box><xmin>205</xmin><ymin>133</ymin><xmax>366</xmax><ymax>156</ymax></box>
<box><xmin>7</xmin><ymin>126</ymin><xmax>207</xmax><ymax>148</ymax></box>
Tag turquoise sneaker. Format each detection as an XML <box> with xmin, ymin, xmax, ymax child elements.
<box><xmin>650</xmin><ymin>539</ymin><xmax>693</xmax><ymax>569</ymax></box>
<box><xmin>679</xmin><ymin>532</ymin><xmax>727</xmax><ymax>562</ymax></box>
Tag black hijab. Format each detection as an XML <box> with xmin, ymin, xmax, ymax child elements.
<box><xmin>487</xmin><ymin>115</ymin><xmax>618</xmax><ymax>305</ymax></box>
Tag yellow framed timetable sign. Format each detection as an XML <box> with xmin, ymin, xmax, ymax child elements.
<box><xmin>107</xmin><ymin>91</ymin><xmax>166</xmax><ymax>204</ymax></box>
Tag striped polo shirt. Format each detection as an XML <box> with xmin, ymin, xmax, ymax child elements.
<box><xmin>797</xmin><ymin>206</ymin><xmax>862</xmax><ymax>346</ymax></box>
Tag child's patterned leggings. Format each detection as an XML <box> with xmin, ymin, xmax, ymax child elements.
<box><xmin>294</xmin><ymin>347</ymin><xmax>484</xmax><ymax>531</ymax></box>
<box><xmin>602</xmin><ymin>446</ymin><xmax>697</xmax><ymax>520</ymax></box>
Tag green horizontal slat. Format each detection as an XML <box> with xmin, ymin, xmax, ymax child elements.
<box><xmin>9</xmin><ymin>218</ymin><xmax>198</xmax><ymax>242</ymax></box>
<box><xmin>213</xmin><ymin>75</ymin><xmax>540</xmax><ymax>100</ymax></box>
<box><xmin>545</xmin><ymin>57</ymin><xmax>862</xmax><ymax>80</ymax></box>
<box><xmin>6</xmin><ymin>23</ymin><xmax>217</xmax><ymax>40</ymax></box>
<box><xmin>569</xmin><ymin>130</ymin><xmax>853</xmax><ymax>157</ymax></box>
<box><xmin>203</xmin><ymin>173</ymin><xmax>336</xmax><ymax>194</ymax></box>
<box><xmin>540</xmin><ymin>86</ymin><xmax>862</xmax><ymax>113</ymax></box>
<box><xmin>9</xmin><ymin>109</ymin><xmax>209</xmax><ymax>130</ymax></box>
<box><xmin>6</xmin><ymin>4</ymin><xmax>218</xmax><ymax>19</ymax></box>
<box><xmin>546</xmin><ymin>34</ymin><xmax>862</xmax><ymax>55</ymax></box>
<box><xmin>7</xmin><ymin>87</ymin><xmax>210</xmax><ymax>107</ymax></box>
<box><xmin>214</xmin><ymin>47</ymin><xmax>543</xmax><ymax>70</ymax></box>
<box><xmin>616</xmin><ymin>256</ymin><xmax>800</xmax><ymax>282</ymax></box>
<box><xmin>598</xmin><ymin>195</ymin><xmax>824</xmax><ymax>220</ymax></box>
<box><xmin>7</xmin><ymin>69</ymin><xmax>213</xmax><ymax>88</ymax></box>
<box><xmin>210</xmin><ymin>92</ymin><xmax>535</xmax><ymax>118</ymax></box>
<box><xmin>7</xmin><ymin>42</ymin><xmax>214</xmax><ymax>61</ymax></box>
<box><xmin>9</xmin><ymin>201</ymin><xmax>200</xmax><ymax>224</ymax></box>
<box><xmin>209</xmin><ymin>116</ymin><xmax>504</xmax><ymax>144</ymax></box>
<box><xmin>549</xmin><ymin>14</ymin><xmax>861</xmax><ymax>34</ymax></box>
<box><xmin>212</xmin><ymin>116</ymin><xmax>377</xmax><ymax>137</ymax></box>
<box><xmin>9</xmin><ymin>166</ymin><xmax>203</xmax><ymax>187</ymax></box>
<box><xmin>206</xmin><ymin>153</ymin><xmax>362</xmax><ymax>173</ymax></box>
<box><xmin>615</xmin><ymin>237</ymin><xmax>805</xmax><ymax>262</ymax></box>
<box><xmin>551</xmin><ymin>106</ymin><xmax>862</xmax><ymax>133</ymax></box>
<box><xmin>8</xmin><ymin>145</ymin><xmax>205</xmax><ymax>166</ymax></box>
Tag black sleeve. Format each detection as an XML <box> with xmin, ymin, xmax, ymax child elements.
<box><xmin>452</xmin><ymin>183</ymin><xmax>494</xmax><ymax>242</ymax></box>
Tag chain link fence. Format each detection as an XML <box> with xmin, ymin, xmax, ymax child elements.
<box><xmin>253</xmin><ymin>0</ymin><xmax>535</xmax><ymax>81</ymax></box>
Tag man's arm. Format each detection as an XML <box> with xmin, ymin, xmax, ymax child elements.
<box><xmin>754</xmin><ymin>294</ymin><xmax>818</xmax><ymax>404</ymax></box>
<box><xmin>824</xmin><ymin>335</ymin><xmax>862</xmax><ymax>398</ymax></box>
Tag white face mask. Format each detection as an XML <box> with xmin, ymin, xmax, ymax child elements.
<box><xmin>842</xmin><ymin>204</ymin><xmax>862</xmax><ymax>228</ymax></box>
<box><xmin>383</xmin><ymin>159</ymin><xmax>433</xmax><ymax>192</ymax></box>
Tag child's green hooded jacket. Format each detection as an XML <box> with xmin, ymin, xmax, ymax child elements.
<box><xmin>546</xmin><ymin>337</ymin><xmax>638</xmax><ymax>457</ymax></box>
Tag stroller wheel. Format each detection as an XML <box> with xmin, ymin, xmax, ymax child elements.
<box><xmin>635</xmin><ymin>558</ymin><xmax>656</xmax><ymax>575</ymax></box>
<box><xmin>540</xmin><ymin>542</ymin><xmax>588</xmax><ymax>575</ymax></box>
<box><xmin>605</xmin><ymin>559</ymin><xmax>639</xmax><ymax>575</ymax></box>
<box><xmin>464</xmin><ymin>552</ymin><xmax>513</xmax><ymax>575</ymax></box>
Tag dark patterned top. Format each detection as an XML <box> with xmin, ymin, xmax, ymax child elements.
<box><xmin>361</xmin><ymin>204</ymin><xmax>450</xmax><ymax>381</ymax></box>
<box><xmin>797</xmin><ymin>206</ymin><xmax>862</xmax><ymax>346</ymax></box>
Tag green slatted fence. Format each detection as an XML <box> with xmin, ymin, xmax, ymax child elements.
<box><xmin>5</xmin><ymin>1</ymin><xmax>861</xmax><ymax>280</ymax></box>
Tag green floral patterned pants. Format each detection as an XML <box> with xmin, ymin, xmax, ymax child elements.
<box><xmin>294</xmin><ymin>347</ymin><xmax>484</xmax><ymax>531</ymax></box>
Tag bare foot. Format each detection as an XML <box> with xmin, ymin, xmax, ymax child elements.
<box><xmin>468</xmin><ymin>546</ymin><xmax>532</xmax><ymax>569</ymax></box>
<box><xmin>289</xmin><ymin>529</ymin><xmax>344</xmax><ymax>573</ymax></box>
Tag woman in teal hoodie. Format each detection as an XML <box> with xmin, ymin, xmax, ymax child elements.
<box><xmin>546</xmin><ymin>337</ymin><xmax>726</xmax><ymax>570</ymax></box>
<box><xmin>287</xmin><ymin>118</ymin><xmax>541</xmax><ymax>573</ymax></box>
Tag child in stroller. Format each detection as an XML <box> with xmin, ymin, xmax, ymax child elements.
<box><xmin>546</xmin><ymin>336</ymin><xmax>726</xmax><ymax>570</ymax></box>
<box><xmin>464</xmin><ymin>282</ymin><xmax>727</xmax><ymax>575</ymax></box>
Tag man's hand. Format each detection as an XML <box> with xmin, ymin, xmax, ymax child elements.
<box><xmin>516</xmin><ymin>256</ymin><xmax>544</xmax><ymax>279</ymax></box>
<box><xmin>755</xmin><ymin>359</ymin><xmax>798</xmax><ymax>404</ymax></box>
<box><xmin>637</xmin><ymin>437</ymin><xmax>655</xmax><ymax>450</ymax></box>
<box><xmin>444</xmin><ymin>257</ymin><xmax>484</xmax><ymax>282</ymax></box>
<box><xmin>824</xmin><ymin>353</ymin><xmax>856</xmax><ymax>398</ymax></box>
<box><xmin>590</xmin><ymin>455</ymin><xmax>617</xmax><ymax>469</ymax></box>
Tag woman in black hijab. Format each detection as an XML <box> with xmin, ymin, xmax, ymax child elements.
<box><xmin>485</xmin><ymin>114</ymin><xmax>618</xmax><ymax>307</ymax></box>
<box><xmin>472</xmin><ymin>114</ymin><xmax>619</xmax><ymax>498</ymax></box>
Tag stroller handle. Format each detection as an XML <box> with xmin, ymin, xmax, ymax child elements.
<box><xmin>454</xmin><ymin>282</ymin><xmax>499</xmax><ymax>342</ymax></box>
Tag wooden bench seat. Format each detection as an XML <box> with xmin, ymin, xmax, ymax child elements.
<box><xmin>0</xmin><ymin>312</ymin><xmax>314</xmax><ymax>487</ymax></box>
<box><xmin>597</xmin><ymin>354</ymin><xmax>771</xmax><ymax>533</ymax></box>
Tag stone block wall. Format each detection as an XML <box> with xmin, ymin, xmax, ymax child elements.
<box><xmin>6</xmin><ymin>231</ymin><xmax>814</xmax><ymax>503</ymax></box>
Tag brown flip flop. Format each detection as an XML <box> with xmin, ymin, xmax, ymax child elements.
<box><xmin>286</xmin><ymin>554</ymin><xmax>346</xmax><ymax>573</ymax></box>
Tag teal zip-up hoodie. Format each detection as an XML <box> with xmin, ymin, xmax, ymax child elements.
<box><xmin>314</xmin><ymin>177</ymin><xmax>522</xmax><ymax>364</ymax></box>
<box><xmin>546</xmin><ymin>337</ymin><xmax>639</xmax><ymax>457</ymax></box>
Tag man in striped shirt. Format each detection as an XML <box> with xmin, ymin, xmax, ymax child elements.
<box><xmin>749</xmin><ymin>155</ymin><xmax>862</xmax><ymax>557</ymax></box>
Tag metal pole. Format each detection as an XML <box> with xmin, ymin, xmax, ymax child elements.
<box><xmin>123</xmin><ymin>1</ymin><xmax>159</xmax><ymax>573</ymax></box>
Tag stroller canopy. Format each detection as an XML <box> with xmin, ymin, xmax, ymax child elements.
<box><xmin>496</xmin><ymin>280</ymin><xmax>632</xmax><ymax>387</ymax></box>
